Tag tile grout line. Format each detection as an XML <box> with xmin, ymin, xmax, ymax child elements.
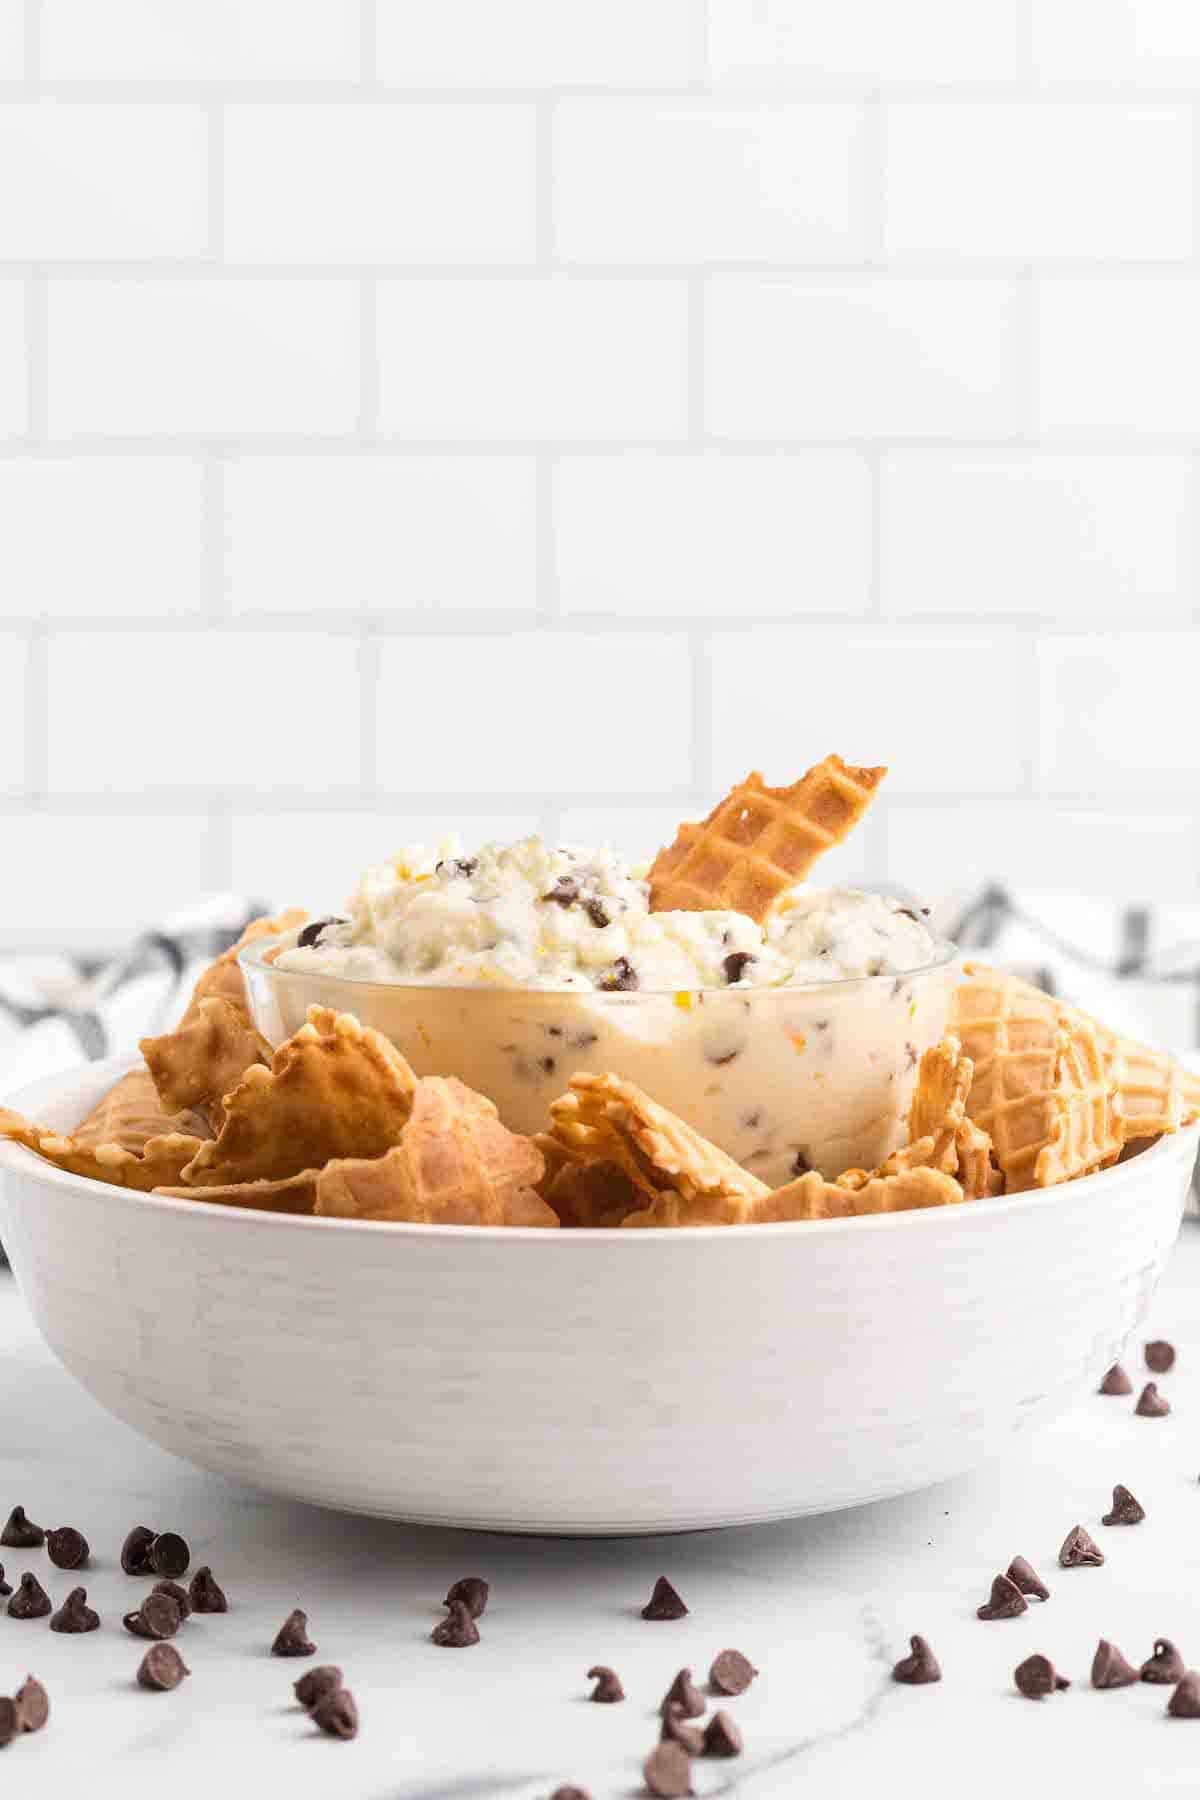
<box><xmin>359</xmin><ymin>0</ymin><xmax>377</xmax><ymax>90</ymax></box>
<box><xmin>862</xmin><ymin>90</ymin><xmax>885</xmax><ymax>267</ymax></box>
<box><xmin>22</xmin><ymin>0</ymin><xmax>39</xmax><ymax>89</ymax></box>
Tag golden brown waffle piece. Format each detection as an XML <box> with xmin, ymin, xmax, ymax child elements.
<box><xmin>155</xmin><ymin>1170</ymin><xmax>321</xmax><ymax>1214</ymax></box>
<box><xmin>181</xmin><ymin>1006</ymin><xmax>416</xmax><ymax>1188</ymax></box>
<box><xmin>141</xmin><ymin>996</ymin><xmax>272</xmax><ymax>1130</ymax></box>
<box><xmin>837</xmin><ymin>1035</ymin><xmax>1000</xmax><ymax>1201</ymax></box>
<box><xmin>314</xmin><ymin>1076</ymin><xmax>549</xmax><ymax>1226</ymax></box>
<box><xmin>756</xmin><ymin>1165</ymin><xmax>964</xmax><ymax>1222</ymax></box>
<box><xmin>646</xmin><ymin>755</ymin><xmax>886</xmax><ymax>922</ymax></box>
<box><xmin>546</xmin><ymin>1072</ymin><xmax>771</xmax><ymax>1227</ymax></box>
<box><xmin>183</xmin><ymin>908</ymin><xmax>308</xmax><ymax>1023</ymax></box>
<box><xmin>0</xmin><ymin>1069</ymin><xmax>208</xmax><ymax>1192</ymax></box>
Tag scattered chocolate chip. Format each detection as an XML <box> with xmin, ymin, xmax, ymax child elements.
<box><xmin>0</xmin><ymin>1507</ymin><xmax>44</xmax><ymax>1550</ymax></box>
<box><xmin>148</xmin><ymin>1532</ymin><xmax>190</xmax><ymax>1578</ymax></box>
<box><xmin>1006</xmin><ymin>1556</ymin><xmax>1050</xmax><ymax>1601</ymax></box>
<box><xmin>431</xmin><ymin>1600</ymin><xmax>479</xmax><ymax>1648</ymax></box>
<box><xmin>0</xmin><ymin>1565</ymin><xmax>10</xmax><ymax>1598</ymax></box>
<box><xmin>1141</xmin><ymin>1639</ymin><xmax>1186</xmax><ymax>1684</ymax></box>
<box><xmin>137</xmin><ymin>1644</ymin><xmax>190</xmax><ymax>1692</ymax></box>
<box><xmin>542</xmin><ymin>878</ymin><xmax>579</xmax><ymax>908</ymax></box>
<box><xmin>587</xmin><ymin>1665</ymin><xmax>624</xmax><ymax>1704</ymax></box>
<box><xmin>1102</xmin><ymin>1483</ymin><xmax>1145</xmax><ymax>1526</ymax></box>
<box><xmin>1136</xmin><ymin>1381</ymin><xmax>1170</xmax><ymax>1418</ymax></box>
<box><xmin>294</xmin><ymin>1665</ymin><xmax>344</xmax><ymax>1710</ymax></box>
<box><xmin>660</xmin><ymin>1703</ymin><xmax>704</xmax><ymax>1755</ymax></box>
<box><xmin>598</xmin><ymin>956</ymin><xmax>638</xmax><ymax>992</ymax></box>
<box><xmin>153</xmin><ymin>1580</ymin><xmax>191</xmax><ymax>1620</ymax></box>
<box><xmin>45</xmin><ymin>1527</ymin><xmax>89</xmax><ymax>1571</ymax></box>
<box><xmin>584</xmin><ymin>899</ymin><xmax>610</xmax><ymax>929</ymax></box>
<box><xmin>1169</xmin><ymin>1673</ymin><xmax>1200</xmax><ymax>1717</ymax></box>
<box><xmin>1092</xmin><ymin>1640</ymin><xmax>1139</xmax><ymax>1689</ymax></box>
<box><xmin>709</xmin><ymin>1648</ymin><xmax>756</xmax><ymax>1696</ymax></box>
<box><xmin>50</xmin><ymin>1586</ymin><xmax>99</xmax><ymax>1634</ymax></box>
<box><xmin>1059</xmin><ymin>1524</ymin><xmax>1104</xmax><ymax>1568</ymax></box>
<box><xmin>443</xmin><ymin>1576</ymin><xmax>489</xmax><ymax>1619</ymax></box>
<box><xmin>438</xmin><ymin>858</ymin><xmax>477</xmax><ymax>881</ymax></box>
<box><xmin>13</xmin><ymin>1675</ymin><xmax>48</xmax><ymax>1732</ymax></box>
<box><xmin>1146</xmin><ymin>1340</ymin><xmax>1176</xmax><ymax>1374</ymax></box>
<box><xmin>549</xmin><ymin>1790</ymin><xmax>591</xmax><ymax>1800</ymax></box>
<box><xmin>297</xmin><ymin>915</ymin><xmax>348</xmax><ymax>950</ymax></box>
<box><xmin>271</xmin><ymin>1609</ymin><xmax>315</xmax><ymax>1657</ymax></box>
<box><xmin>722</xmin><ymin>952</ymin><xmax>754</xmax><ymax>985</ymax></box>
<box><xmin>660</xmin><ymin>1668</ymin><xmax>705</xmax><ymax>1719</ymax></box>
<box><xmin>642</xmin><ymin>1576</ymin><xmax>688</xmax><ymax>1621</ymax></box>
<box><xmin>643</xmin><ymin>1740</ymin><xmax>693</xmax><ymax>1797</ymax></box>
<box><xmin>188</xmin><ymin>1566</ymin><xmax>228</xmax><ymax>1614</ymax></box>
<box><xmin>120</xmin><ymin>1526</ymin><xmax>156</xmax><ymax>1575</ymax></box>
<box><xmin>702</xmin><ymin>1711</ymin><xmax>743</xmax><ymax>1758</ymax></box>
<box><xmin>0</xmin><ymin>1699</ymin><xmax>16</xmax><ymax>1749</ymax></box>
<box><xmin>976</xmin><ymin>1573</ymin><xmax>1028</xmax><ymax>1620</ymax></box>
<box><xmin>790</xmin><ymin>1149</ymin><xmax>811</xmax><ymax>1176</ymax></box>
<box><xmin>123</xmin><ymin>1592</ymin><xmax>181</xmax><ymax>1641</ymax></box>
<box><xmin>311</xmin><ymin>1687</ymin><xmax>358</xmax><ymax>1740</ymax></box>
<box><xmin>892</xmin><ymin>1635</ymin><xmax>941</xmax><ymax>1684</ymax></box>
<box><xmin>1099</xmin><ymin>1363</ymin><xmax>1133</xmax><ymax>1396</ymax></box>
<box><xmin>8</xmin><ymin>1574</ymin><xmax>51</xmax><ymax>1620</ymax></box>
<box><xmin>1014</xmin><ymin>1654</ymin><xmax>1070</xmax><ymax>1700</ymax></box>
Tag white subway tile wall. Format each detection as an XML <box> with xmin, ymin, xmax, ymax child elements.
<box><xmin>0</xmin><ymin>0</ymin><xmax>1198</xmax><ymax>948</ymax></box>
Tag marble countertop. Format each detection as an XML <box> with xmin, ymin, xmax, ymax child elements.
<box><xmin>3</xmin><ymin>1230</ymin><xmax>1200</xmax><ymax>1800</ymax></box>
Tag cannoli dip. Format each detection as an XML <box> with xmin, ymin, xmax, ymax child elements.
<box><xmin>256</xmin><ymin>836</ymin><xmax>956</xmax><ymax>1186</ymax></box>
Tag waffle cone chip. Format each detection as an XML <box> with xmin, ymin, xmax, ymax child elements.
<box><xmin>0</xmin><ymin>1069</ymin><xmax>209</xmax><ymax>1192</ymax></box>
<box><xmin>837</xmin><ymin>1035</ymin><xmax>1000</xmax><ymax>1201</ymax></box>
<box><xmin>646</xmin><ymin>755</ymin><xmax>886</xmax><ymax>922</ymax></box>
<box><xmin>155</xmin><ymin>1169</ymin><xmax>321</xmax><ymax>1214</ymax></box>
<box><xmin>141</xmin><ymin>996</ymin><xmax>272</xmax><ymax>1130</ymax></box>
<box><xmin>757</xmin><ymin>1164</ymin><xmax>964</xmax><ymax>1222</ymax></box>
<box><xmin>181</xmin><ymin>1006</ymin><xmax>416</xmax><ymax>1188</ymax></box>
<box><xmin>183</xmin><ymin>908</ymin><xmax>308</xmax><ymax>1023</ymax></box>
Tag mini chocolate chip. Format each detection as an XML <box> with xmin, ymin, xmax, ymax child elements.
<box><xmin>892</xmin><ymin>1635</ymin><xmax>941</xmax><ymax>1684</ymax></box>
<box><xmin>137</xmin><ymin>1643</ymin><xmax>190</xmax><ymax>1691</ymax></box>
<box><xmin>542</xmin><ymin>878</ymin><xmax>579</xmax><ymax>908</ymax></box>
<box><xmin>0</xmin><ymin>1699</ymin><xmax>16</xmax><ymax>1749</ymax></box>
<box><xmin>702</xmin><ymin>1711</ymin><xmax>743</xmax><ymax>1758</ymax></box>
<box><xmin>1141</xmin><ymin>1638</ymin><xmax>1186</xmax><ymax>1684</ymax></box>
<box><xmin>709</xmin><ymin>1649</ymin><xmax>756</xmax><ymax>1696</ymax></box>
<box><xmin>294</xmin><ymin>1665</ymin><xmax>344</xmax><ymax>1710</ymax></box>
<box><xmin>660</xmin><ymin>1702</ymin><xmax>704</xmax><ymax>1756</ymax></box>
<box><xmin>311</xmin><ymin>1687</ymin><xmax>358</xmax><ymax>1740</ymax></box>
<box><xmin>976</xmin><ymin>1573</ymin><xmax>1027</xmax><ymax>1620</ymax></box>
<box><xmin>148</xmin><ymin>1532</ymin><xmax>190</xmax><ymax>1578</ymax></box>
<box><xmin>124</xmin><ymin>1592</ymin><xmax>181</xmax><ymax>1640</ymax></box>
<box><xmin>120</xmin><ymin>1526</ymin><xmax>156</xmax><ymax>1575</ymax></box>
<box><xmin>707</xmin><ymin>1046</ymin><xmax>740</xmax><ymax>1066</ymax></box>
<box><xmin>431</xmin><ymin>1600</ymin><xmax>479</xmax><ymax>1648</ymax></box>
<box><xmin>722</xmin><ymin>952</ymin><xmax>754</xmax><ymax>985</ymax></box>
<box><xmin>0</xmin><ymin>1507</ymin><xmax>44</xmax><ymax>1550</ymax></box>
<box><xmin>153</xmin><ymin>1580</ymin><xmax>191</xmax><ymax>1620</ymax></box>
<box><xmin>660</xmin><ymin>1668</ymin><xmax>705</xmax><ymax>1719</ymax></box>
<box><xmin>597</xmin><ymin>956</ymin><xmax>638</xmax><ymax>992</ymax></box>
<box><xmin>641</xmin><ymin>1576</ymin><xmax>688</xmax><ymax>1621</ymax></box>
<box><xmin>0</xmin><ymin>1564</ymin><xmax>10</xmax><ymax>1597</ymax></box>
<box><xmin>540</xmin><ymin>1056</ymin><xmax>556</xmax><ymax>1074</ymax></box>
<box><xmin>271</xmin><ymin>1609</ymin><xmax>315</xmax><ymax>1657</ymax></box>
<box><xmin>1102</xmin><ymin>1483</ymin><xmax>1145</xmax><ymax>1526</ymax></box>
<box><xmin>297</xmin><ymin>915</ymin><xmax>348</xmax><ymax>949</ymax></box>
<box><xmin>790</xmin><ymin>1149</ymin><xmax>811</xmax><ymax>1176</ymax></box>
<box><xmin>50</xmin><ymin>1586</ymin><xmax>99</xmax><ymax>1634</ymax></box>
<box><xmin>1169</xmin><ymin>1673</ymin><xmax>1200</xmax><ymax>1717</ymax></box>
<box><xmin>45</xmin><ymin>1526</ymin><xmax>89</xmax><ymax>1571</ymax></box>
<box><xmin>643</xmin><ymin>1741</ymin><xmax>693</xmax><ymax>1798</ymax></box>
<box><xmin>587</xmin><ymin>1665</ymin><xmax>624</xmax><ymax>1703</ymax></box>
<box><xmin>1099</xmin><ymin>1363</ymin><xmax>1133</xmax><ymax>1396</ymax></box>
<box><xmin>584</xmin><ymin>899</ymin><xmax>609</xmax><ymax>929</ymax></box>
<box><xmin>1146</xmin><ymin>1339</ymin><xmax>1176</xmax><ymax>1374</ymax></box>
<box><xmin>1006</xmin><ymin>1556</ymin><xmax>1050</xmax><ymax>1601</ymax></box>
<box><xmin>1136</xmin><ymin>1381</ymin><xmax>1170</xmax><ymax>1417</ymax></box>
<box><xmin>188</xmin><ymin>1566</ymin><xmax>228</xmax><ymax>1613</ymax></box>
<box><xmin>1014</xmin><ymin>1654</ymin><xmax>1070</xmax><ymax>1700</ymax></box>
<box><xmin>443</xmin><ymin>1576</ymin><xmax>489</xmax><ymax>1619</ymax></box>
<box><xmin>8</xmin><ymin>1573</ymin><xmax>51</xmax><ymax>1619</ymax></box>
<box><xmin>438</xmin><ymin>858</ymin><xmax>477</xmax><ymax>881</ymax></box>
<box><xmin>14</xmin><ymin>1675</ymin><xmax>48</xmax><ymax>1732</ymax></box>
<box><xmin>1092</xmin><ymin>1640</ymin><xmax>1139</xmax><ymax>1689</ymax></box>
<box><xmin>549</xmin><ymin>1790</ymin><xmax>591</xmax><ymax>1800</ymax></box>
<box><xmin>1059</xmin><ymin>1524</ymin><xmax>1104</xmax><ymax>1568</ymax></box>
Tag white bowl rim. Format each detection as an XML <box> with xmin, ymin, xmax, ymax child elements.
<box><xmin>240</xmin><ymin>931</ymin><xmax>963</xmax><ymax>998</ymax></box>
<box><xmin>1</xmin><ymin>1054</ymin><xmax>1195</xmax><ymax>1247</ymax></box>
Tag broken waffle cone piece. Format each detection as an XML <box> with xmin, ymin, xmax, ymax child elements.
<box><xmin>181</xmin><ymin>1006</ymin><xmax>416</xmax><ymax>1188</ymax></box>
<box><xmin>756</xmin><ymin>1164</ymin><xmax>964</xmax><ymax>1222</ymax></box>
<box><xmin>182</xmin><ymin>908</ymin><xmax>308</xmax><ymax>1024</ymax></box>
<box><xmin>154</xmin><ymin>1169</ymin><xmax>321</xmax><ymax>1214</ymax></box>
<box><xmin>314</xmin><ymin>1075</ymin><xmax>548</xmax><ymax>1227</ymax></box>
<box><xmin>646</xmin><ymin>755</ymin><xmax>887</xmax><ymax>923</ymax></box>
<box><xmin>547</xmin><ymin>1072</ymin><xmax>771</xmax><ymax>1227</ymax></box>
<box><xmin>837</xmin><ymin>1037</ymin><xmax>1000</xmax><ymax>1201</ymax></box>
<box><xmin>141</xmin><ymin>996</ymin><xmax>272</xmax><ymax>1130</ymax></box>
<box><xmin>0</xmin><ymin>1069</ymin><xmax>209</xmax><ymax>1192</ymax></box>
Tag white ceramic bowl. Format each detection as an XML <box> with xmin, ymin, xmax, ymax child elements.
<box><xmin>1</xmin><ymin>1056</ymin><xmax>1195</xmax><ymax>1536</ymax></box>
